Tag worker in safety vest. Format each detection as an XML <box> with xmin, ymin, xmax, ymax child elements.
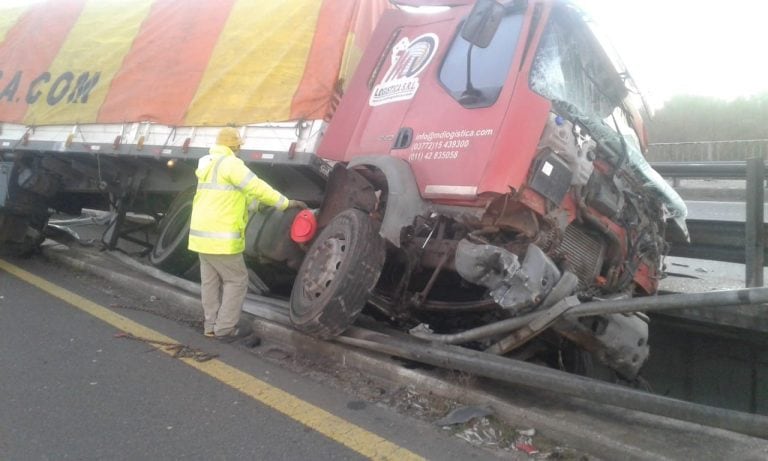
<box><xmin>188</xmin><ymin>127</ymin><xmax>306</xmax><ymax>341</ymax></box>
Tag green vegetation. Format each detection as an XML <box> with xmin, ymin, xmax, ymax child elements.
<box><xmin>650</xmin><ymin>93</ymin><xmax>768</xmax><ymax>143</ymax></box>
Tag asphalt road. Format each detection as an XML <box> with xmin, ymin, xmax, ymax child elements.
<box><xmin>0</xmin><ymin>256</ymin><xmax>497</xmax><ymax>461</ymax></box>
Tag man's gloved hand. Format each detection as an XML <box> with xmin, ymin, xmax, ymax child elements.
<box><xmin>248</xmin><ymin>200</ymin><xmax>267</xmax><ymax>213</ymax></box>
<box><xmin>287</xmin><ymin>199</ymin><xmax>308</xmax><ymax>209</ymax></box>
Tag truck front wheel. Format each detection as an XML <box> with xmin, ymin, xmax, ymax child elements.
<box><xmin>289</xmin><ymin>209</ymin><xmax>385</xmax><ymax>339</ymax></box>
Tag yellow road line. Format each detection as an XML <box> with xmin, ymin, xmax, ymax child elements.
<box><xmin>0</xmin><ymin>259</ymin><xmax>423</xmax><ymax>461</ymax></box>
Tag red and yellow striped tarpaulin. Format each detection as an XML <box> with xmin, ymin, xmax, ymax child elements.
<box><xmin>0</xmin><ymin>0</ymin><xmax>389</xmax><ymax>127</ymax></box>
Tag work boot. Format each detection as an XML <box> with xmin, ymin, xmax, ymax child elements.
<box><xmin>215</xmin><ymin>326</ymin><xmax>252</xmax><ymax>344</ymax></box>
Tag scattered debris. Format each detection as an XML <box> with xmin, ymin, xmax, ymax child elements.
<box><xmin>514</xmin><ymin>428</ymin><xmax>539</xmax><ymax>455</ymax></box>
<box><xmin>434</xmin><ymin>405</ymin><xmax>493</xmax><ymax>426</ymax></box>
<box><xmin>408</xmin><ymin>323</ymin><xmax>433</xmax><ymax>335</ymax></box>
<box><xmin>517</xmin><ymin>428</ymin><xmax>536</xmax><ymax>437</ymax></box>
<box><xmin>453</xmin><ymin>417</ymin><xmax>504</xmax><ymax>448</ymax></box>
<box><xmin>113</xmin><ymin>331</ymin><xmax>218</xmax><ymax>362</ymax></box>
<box><xmin>388</xmin><ymin>385</ymin><xmax>444</xmax><ymax>418</ymax></box>
<box><xmin>514</xmin><ymin>439</ymin><xmax>539</xmax><ymax>455</ymax></box>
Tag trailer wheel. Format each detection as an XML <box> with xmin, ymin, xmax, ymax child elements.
<box><xmin>290</xmin><ymin>209</ymin><xmax>385</xmax><ymax>339</ymax></box>
<box><xmin>150</xmin><ymin>189</ymin><xmax>197</xmax><ymax>274</ymax></box>
<box><xmin>0</xmin><ymin>213</ymin><xmax>45</xmax><ymax>257</ymax></box>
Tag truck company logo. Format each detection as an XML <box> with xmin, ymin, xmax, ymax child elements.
<box><xmin>369</xmin><ymin>33</ymin><xmax>439</xmax><ymax>107</ymax></box>
<box><xmin>0</xmin><ymin>70</ymin><xmax>100</xmax><ymax>106</ymax></box>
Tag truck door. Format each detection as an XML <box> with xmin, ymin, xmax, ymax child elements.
<box><xmin>330</xmin><ymin>12</ymin><xmax>454</xmax><ymax>160</ymax></box>
<box><xmin>394</xmin><ymin>9</ymin><xmax>529</xmax><ymax>200</ymax></box>
<box><xmin>321</xmin><ymin>6</ymin><xmax>532</xmax><ymax>201</ymax></box>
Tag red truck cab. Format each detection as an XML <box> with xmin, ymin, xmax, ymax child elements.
<box><xmin>321</xmin><ymin>0</ymin><xmax>550</xmax><ymax>203</ymax></box>
<box><xmin>293</xmin><ymin>0</ymin><xmax>680</xmax><ymax>378</ymax></box>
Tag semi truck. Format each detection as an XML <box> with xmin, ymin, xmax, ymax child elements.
<box><xmin>0</xmin><ymin>0</ymin><xmax>688</xmax><ymax>381</ymax></box>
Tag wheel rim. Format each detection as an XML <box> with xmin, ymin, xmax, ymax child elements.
<box><xmin>295</xmin><ymin>230</ymin><xmax>349</xmax><ymax>315</ymax></box>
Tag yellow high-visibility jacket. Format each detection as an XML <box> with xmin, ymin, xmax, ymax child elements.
<box><xmin>188</xmin><ymin>144</ymin><xmax>289</xmax><ymax>254</ymax></box>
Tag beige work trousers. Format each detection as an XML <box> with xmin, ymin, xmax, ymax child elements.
<box><xmin>199</xmin><ymin>253</ymin><xmax>248</xmax><ymax>336</ymax></box>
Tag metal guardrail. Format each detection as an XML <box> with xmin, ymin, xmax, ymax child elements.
<box><xmin>654</xmin><ymin>158</ymin><xmax>766</xmax><ymax>286</ymax></box>
<box><xmin>647</xmin><ymin>140</ymin><xmax>768</xmax><ymax>163</ymax></box>
<box><xmin>651</xmin><ymin>161</ymin><xmax>768</xmax><ymax>179</ymax></box>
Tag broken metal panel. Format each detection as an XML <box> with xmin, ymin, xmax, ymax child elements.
<box><xmin>555</xmin><ymin>313</ymin><xmax>650</xmax><ymax>380</ymax></box>
<box><xmin>455</xmin><ymin>241</ymin><xmax>560</xmax><ymax>313</ymax></box>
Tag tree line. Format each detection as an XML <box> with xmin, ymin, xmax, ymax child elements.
<box><xmin>648</xmin><ymin>93</ymin><xmax>768</xmax><ymax>143</ymax></box>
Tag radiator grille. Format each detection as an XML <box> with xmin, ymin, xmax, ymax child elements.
<box><xmin>557</xmin><ymin>225</ymin><xmax>606</xmax><ymax>290</ymax></box>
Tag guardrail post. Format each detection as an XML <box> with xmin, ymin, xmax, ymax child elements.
<box><xmin>745</xmin><ymin>155</ymin><xmax>765</xmax><ymax>287</ymax></box>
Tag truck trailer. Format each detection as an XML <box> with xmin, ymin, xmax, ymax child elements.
<box><xmin>0</xmin><ymin>0</ymin><xmax>688</xmax><ymax>381</ymax></box>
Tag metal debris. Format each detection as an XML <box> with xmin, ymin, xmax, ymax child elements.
<box><xmin>453</xmin><ymin>417</ymin><xmax>504</xmax><ymax>448</ymax></box>
<box><xmin>514</xmin><ymin>428</ymin><xmax>539</xmax><ymax>455</ymax></box>
<box><xmin>435</xmin><ymin>405</ymin><xmax>493</xmax><ymax>426</ymax></box>
<box><xmin>408</xmin><ymin>323</ymin><xmax>433</xmax><ymax>335</ymax></box>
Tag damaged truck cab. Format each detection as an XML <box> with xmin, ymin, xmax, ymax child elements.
<box><xmin>300</xmin><ymin>0</ymin><xmax>687</xmax><ymax>379</ymax></box>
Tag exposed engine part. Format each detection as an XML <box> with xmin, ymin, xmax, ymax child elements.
<box><xmin>486</xmin><ymin>274</ymin><xmax>580</xmax><ymax>355</ymax></box>
<box><xmin>454</xmin><ymin>239</ymin><xmax>519</xmax><ymax>289</ymax></box>
<box><xmin>410</xmin><ymin>272</ymin><xmax>579</xmax><ymax>346</ymax></box>
<box><xmin>554</xmin><ymin>224</ymin><xmax>606</xmax><ymax>291</ymax></box>
<box><xmin>529</xmin><ymin>152</ymin><xmax>572</xmax><ymax>204</ymax></box>
<box><xmin>455</xmin><ymin>241</ymin><xmax>560</xmax><ymax>313</ymax></box>
<box><xmin>538</xmin><ymin>113</ymin><xmax>595</xmax><ymax>186</ymax></box>
<box><xmin>482</xmin><ymin>198</ymin><xmax>540</xmax><ymax>239</ymax></box>
<box><xmin>552</xmin><ymin>100</ymin><xmax>689</xmax><ymax>239</ymax></box>
<box><xmin>555</xmin><ymin>313</ymin><xmax>649</xmax><ymax>380</ymax></box>
<box><xmin>585</xmin><ymin>172</ymin><xmax>625</xmax><ymax>219</ymax></box>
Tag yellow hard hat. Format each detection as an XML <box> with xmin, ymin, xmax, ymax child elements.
<box><xmin>216</xmin><ymin>127</ymin><xmax>242</xmax><ymax>148</ymax></box>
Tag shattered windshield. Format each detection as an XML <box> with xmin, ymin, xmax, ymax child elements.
<box><xmin>529</xmin><ymin>8</ymin><xmax>622</xmax><ymax>121</ymax></box>
<box><xmin>439</xmin><ymin>13</ymin><xmax>524</xmax><ymax>108</ymax></box>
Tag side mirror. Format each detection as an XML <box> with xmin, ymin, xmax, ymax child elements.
<box><xmin>461</xmin><ymin>0</ymin><xmax>505</xmax><ymax>48</ymax></box>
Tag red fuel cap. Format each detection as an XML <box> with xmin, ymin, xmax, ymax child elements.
<box><xmin>290</xmin><ymin>209</ymin><xmax>317</xmax><ymax>243</ymax></box>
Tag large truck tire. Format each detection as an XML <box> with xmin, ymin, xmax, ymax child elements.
<box><xmin>149</xmin><ymin>188</ymin><xmax>197</xmax><ymax>274</ymax></box>
<box><xmin>289</xmin><ymin>209</ymin><xmax>386</xmax><ymax>339</ymax></box>
<box><xmin>0</xmin><ymin>213</ymin><xmax>45</xmax><ymax>257</ymax></box>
